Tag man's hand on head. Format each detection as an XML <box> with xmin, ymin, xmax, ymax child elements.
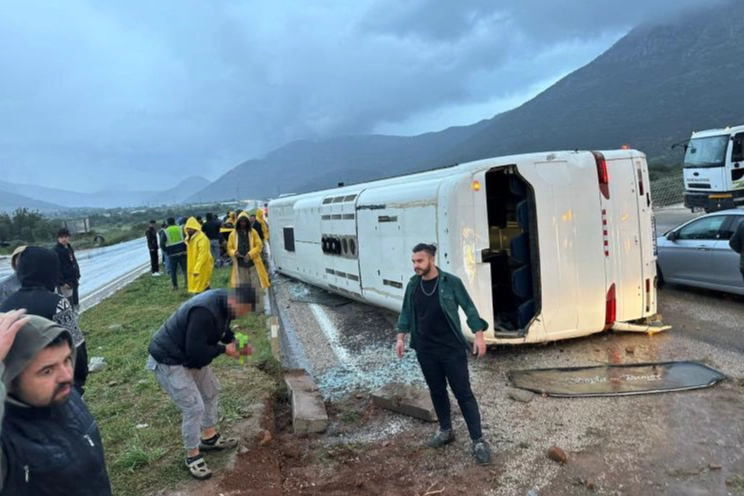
<box><xmin>0</xmin><ymin>310</ymin><xmax>29</xmax><ymax>362</ymax></box>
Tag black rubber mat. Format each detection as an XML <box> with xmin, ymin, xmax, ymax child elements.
<box><xmin>508</xmin><ymin>361</ymin><xmax>725</xmax><ymax>397</ymax></box>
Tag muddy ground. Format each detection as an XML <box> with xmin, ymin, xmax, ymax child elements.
<box><xmin>160</xmin><ymin>278</ymin><xmax>744</xmax><ymax>496</ymax></box>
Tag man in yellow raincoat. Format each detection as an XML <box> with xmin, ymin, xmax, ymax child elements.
<box><xmin>185</xmin><ymin>217</ymin><xmax>214</xmax><ymax>294</ymax></box>
<box><xmin>254</xmin><ymin>209</ymin><xmax>269</xmax><ymax>242</ymax></box>
<box><xmin>227</xmin><ymin>212</ymin><xmax>270</xmax><ymax>312</ymax></box>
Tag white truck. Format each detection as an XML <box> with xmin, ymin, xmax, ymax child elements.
<box><xmin>269</xmin><ymin>149</ymin><xmax>663</xmax><ymax>345</ymax></box>
<box><xmin>682</xmin><ymin>125</ymin><xmax>744</xmax><ymax>212</ymax></box>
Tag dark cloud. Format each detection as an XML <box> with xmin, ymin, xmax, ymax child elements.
<box><xmin>0</xmin><ymin>0</ymin><xmax>717</xmax><ymax>192</ymax></box>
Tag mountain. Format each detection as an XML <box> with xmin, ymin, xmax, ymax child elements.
<box><xmin>0</xmin><ymin>176</ymin><xmax>211</xmax><ymax>209</ymax></box>
<box><xmin>187</xmin><ymin>121</ymin><xmax>490</xmax><ymax>202</ymax></box>
<box><xmin>436</xmin><ymin>1</ymin><xmax>744</xmax><ymax>167</ymax></box>
<box><xmin>0</xmin><ymin>189</ymin><xmax>65</xmax><ymax>214</ymax></box>
<box><xmin>146</xmin><ymin>176</ymin><xmax>210</xmax><ymax>206</ymax></box>
<box><xmin>191</xmin><ymin>0</ymin><xmax>743</xmax><ymax>201</ymax></box>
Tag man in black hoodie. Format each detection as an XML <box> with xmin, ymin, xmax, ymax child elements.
<box><xmin>0</xmin><ymin>247</ymin><xmax>89</xmax><ymax>393</ymax></box>
<box><xmin>0</xmin><ymin>311</ymin><xmax>112</xmax><ymax>495</ymax></box>
<box><xmin>54</xmin><ymin>228</ymin><xmax>81</xmax><ymax>311</ymax></box>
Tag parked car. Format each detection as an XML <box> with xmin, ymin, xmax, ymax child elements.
<box><xmin>656</xmin><ymin>209</ymin><xmax>744</xmax><ymax>295</ymax></box>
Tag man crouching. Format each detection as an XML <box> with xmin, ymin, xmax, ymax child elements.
<box><xmin>147</xmin><ymin>285</ymin><xmax>256</xmax><ymax>480</ymax></box>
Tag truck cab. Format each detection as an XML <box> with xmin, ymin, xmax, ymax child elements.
<box><xmin>683</xmin><ymin>125</ymin><xmax>744</xmax><ymax>212</ymax></box>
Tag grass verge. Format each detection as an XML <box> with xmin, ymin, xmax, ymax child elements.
<box><xmin>78</xmin><ymin>267</ymin><xmax>280</xmax><ymax>496</ymax></box>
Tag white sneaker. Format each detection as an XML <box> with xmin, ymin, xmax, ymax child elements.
<box><xmin>152</xmin><ymin>272</ymin><xmax>162</xmax><ymax>277</ymax></box>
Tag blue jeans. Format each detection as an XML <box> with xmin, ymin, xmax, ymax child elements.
<box><xmin>416</xmin><ymin>350</ymin><xmax>483</xmax><ymax>440</ymax></box>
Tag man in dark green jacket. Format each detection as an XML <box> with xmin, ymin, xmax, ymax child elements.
<box><xmin>396</xmin><ymin>243</ymin><xmax>492</xmax><ymax>465</ymax></box>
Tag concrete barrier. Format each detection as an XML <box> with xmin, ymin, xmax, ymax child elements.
<box><xmin>284</xmin><ymin>370</ymin><xmax>328</xmax><ymax>435</ymax></box>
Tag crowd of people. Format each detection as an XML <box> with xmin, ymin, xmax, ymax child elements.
<box><xmin>0</xmin><ymin>205</ymin><xmax>273</xmax><ymax>492</ymax></box>
<box><xmin>0</xmin><ymin>201</ymin><xmax>497</xmax><ymax>493</ymax></box>
<box><xmin>148</xmin><ymin>209</ymin><xmax>271</xmax><ymax>298</ymax></box>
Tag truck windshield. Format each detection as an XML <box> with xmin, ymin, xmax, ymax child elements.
<box><xmin>684</xmin><ymin>136</ymin><xmax>729</xmax><ymax>168</ymax></box>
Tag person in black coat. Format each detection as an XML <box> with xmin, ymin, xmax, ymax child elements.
<box><xmin>729</xmin><ymin>219</ymin><xmax>744</xmax><ymax>282</ymax></box>
<box><xmin>146</xmin><ymin>286</ymin><xmax>256</xmax><ymax>480</ymax></box>
<box><xmin>145</xmin><ymin>220</ymin><xmax>161</xmax><ymax>276</ymax></box>
<box><xmin>54</xmin><ymin>228</ymin><xmax>81</xmax><ymax>311</ymax></box>
<box><xmin>0</xmin><ymin>246</ymin><xmax>89</xmax><ymax>393</ymax></box>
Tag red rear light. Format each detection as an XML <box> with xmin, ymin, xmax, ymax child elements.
<box><xmin>605</xmin><ymin>284</ymin><xmax>616</xmax><ymax>326</ymax></box>
<box><xmin>592</xmin><ymin>151</ymin><xmax>610</xmax><ymax>200</ymax></box>
<box><xmin>645</xmin><ymin>278</ymin><xmax>651</xmax><ymax>312</ymax></box>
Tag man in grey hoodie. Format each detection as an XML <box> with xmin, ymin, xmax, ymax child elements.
<box><xmin>0</xmin><ymin>310</ymin><xmax>112</xmax><ymax>495</ymax></box>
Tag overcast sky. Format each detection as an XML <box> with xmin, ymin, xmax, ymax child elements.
<box><xmin>0</xmin><ymin>0</ymin><xmax>714</xmax><ymax>193</ymax></box>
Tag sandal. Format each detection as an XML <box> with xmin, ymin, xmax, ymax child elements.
<box><xmin>199</xmin><ymin>433</ymin><xmax>238</xmax><ymax>451</ymax></box>
<box><xmin>186</xmin><ymin>454</ymin><xmax>212</xmax><ymax>481</ymax></box>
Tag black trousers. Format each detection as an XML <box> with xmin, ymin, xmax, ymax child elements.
<box><xmin>169</xmin><ymin>254</ymin><xmax>188</xmax><ymax>288</ymax></box>
<box><xmin>416</xmin><ymin>350</ymin><xmax>483</xmax><ymax>441</ymax></box>
<box><xmin>149</xmin><ymin>249</ymin><xmax>159</xmax><ymax>273</ymax></box>
<box><xmin>74</xmin><ymin>341</ymin><xmax>89</xmax><ymax>395</ymax></box>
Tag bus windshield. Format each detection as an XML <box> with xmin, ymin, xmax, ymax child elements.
<box><xmin>684</xmin><ymin>135</ymin><xmax>729</xmax><ymax>168</ymax></box>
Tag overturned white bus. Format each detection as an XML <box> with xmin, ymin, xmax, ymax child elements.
<box><xmin>268</xmin><ymin>150</ymin><xmax>662</xmax><ymax>345</ymax></box>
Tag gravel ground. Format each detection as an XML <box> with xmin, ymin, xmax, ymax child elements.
<box><xmin>273</xmin><ymin>272</ymin><xmax>744</xmax><ymax>495</ymax></box>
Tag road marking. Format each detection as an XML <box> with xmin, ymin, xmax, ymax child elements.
<box><xmin>309</xmin><ymin>303</ymin><xmax>354</xmax><ymax>365</ymax></box>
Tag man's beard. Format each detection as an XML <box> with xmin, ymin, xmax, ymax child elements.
<box><xmin>416</xmin><ymin>265</ymin><xmax>431</xmax><ymax>276</ymax></box>
<box><xmin>50</xmin><ymin>382</ymin><xmax>74</xmax><ymax>405</ymax></box>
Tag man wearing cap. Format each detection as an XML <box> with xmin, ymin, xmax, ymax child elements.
<box><xmin>0</xmin><ymin>246</ymin><xmax>26</xmax><ymax>306</ymax></box>
<box><xmin>146</xmin><ymin>285</ymin><xmax>256</xmax><ymax>480</ymax></box>
<box><xmin>0</xmin><ymin>310</ymin><xmax>112</xmax><ymax>495</ymax></box>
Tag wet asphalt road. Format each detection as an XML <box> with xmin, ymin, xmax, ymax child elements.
<box><xmin>0</xmin><ymin>237</ymin><xmax>150</xmax><ymax>302</ymax></box>
<box><xmin>658</xmin><ymin>283</ymin><xmax>744</xmax><ymax>354</ymax></box>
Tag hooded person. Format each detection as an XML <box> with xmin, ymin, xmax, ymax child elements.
<box><xmin>0</xmin><ymin>246</ymin><xmax>26</xmax><ymax>306</ymax></box>
<box><xmin>227</xmin><ymin>213</ymin><xmax>269</xmax><ymax>312</ymax></box>
<box><xmin>185</xmin><ymin>217</ymin><xmax>214</xmax><ymax>294</ymax></box>
<box><xmin>219</xmin><ymin>212</ymin><xmax>236</xmax><ymax>243</ymax></box>
<box><xmin>255</xmin><ymin>209</ymin><xmax>270</xmax><ymax>243</ymax></box>
<box><xmin>0</xmin><ymin>246</ymin><xmax>89</xmax><ymax>393</ymax></box>
<box><xmin>0</xmin><ymin>311</ymin><xmax>112</xmax><ymax>495</ymax></box>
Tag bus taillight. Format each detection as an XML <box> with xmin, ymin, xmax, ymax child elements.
<box><xmin>592</xmin><ymin>151</ymin><xmax>610</xmax><ymax>200</ymax></box>
<box><xmin>605</xmin><ymin>284</ymin><xmax>617</xmax><ymax>327</ymax></box>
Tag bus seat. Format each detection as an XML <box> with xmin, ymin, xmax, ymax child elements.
<box><xmin>512</xmin><ymin>265</ymin><xmax>533</xmax><ymax>300</ymax></box>
<box><xmin>517</xmin><ymin>200</ymin><xmax>530</xmax><ymax>231</ymax></box>
<box><xmin>510</xmin><ymin>233</ymin><xmax>530</xmax><ymax>265</ymax></box>
<box><xmin>517</xmin><ymin>299</ymin><xmax>536</xmax><ymax>328</ymax></box>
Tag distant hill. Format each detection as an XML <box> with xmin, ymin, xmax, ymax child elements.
<box><xmin>436</xmin><ymin>0</ymin><xmax>744</xmax><ymax>167</ymax></box>
<box><xmin>146</xmin><ymin>176</ymin><xmax>210</xmax><ymax>206</ymax></box>
<box><xmin>187</xmin><ymin>122</ymin><xmax>490</xmax><ymax>202</ymax></box>
<box><xmin>0</xmin><ymin>176</ymin><xmax>211</xmax><ymax>209</ymax></box>
<box><xmin>0</xmin><ymin>189</ymin><xmax>65</xmax><ymax>213</ymax></box>
<box><xmin>191</xmin><ymin>0</ymin><xmax>743</xmax><ymax>201</ymax></box>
